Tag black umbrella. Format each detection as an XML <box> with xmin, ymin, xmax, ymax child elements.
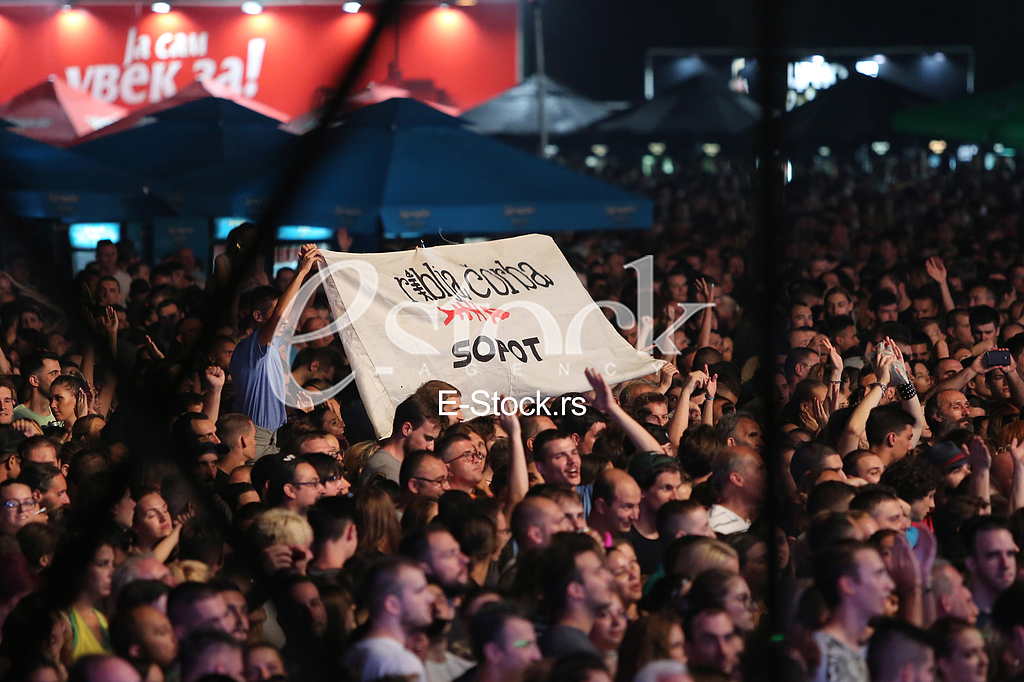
<box><xmin>781</xmin><ymin>73</ymin><xmax>934</xmax><ymax>150</ymax></box>
<box><xmin>462</xmin><ymin>75</ymin><xmax>626</xmax><ymax>136</ymax></box>
<box><xmin>597</xmin><ymin>73</ymin><xmax>761</xmax><ymax>137</ymax></box>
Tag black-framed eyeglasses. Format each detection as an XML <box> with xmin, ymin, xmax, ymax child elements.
<box><xmin>412</xmin><ymin>475</ymin><xmax>450</xmax><ymax>486</ymax></box>
<box><xmin>446</xmin><ymin>450</ymin><xmax>484</xmax><ymax>465</ymax></box>
<box><xmin>292</xmin><ymin>479</ymin><xmax>321</xmax><ymax>488</ymax></box>
<box><xmin>3</xmin><ymin>499</ymin><xmax>37</xmax><ymax>511</ymax></box>
<box><xmin>307</xmin><ymin>450</ymin><xmax>344</xmax><ymax>464</ymax></box>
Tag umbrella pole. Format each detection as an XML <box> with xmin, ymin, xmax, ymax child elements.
<box><xmin>532</xmin><ymin>0</ymin><xmax>548</xmax><ymax>156</ymax></box>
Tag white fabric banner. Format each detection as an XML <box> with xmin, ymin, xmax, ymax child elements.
<box><xmin>319</xmin><ymin>234</ymin><xmax>663</xmax><ymax>438</ymax></box>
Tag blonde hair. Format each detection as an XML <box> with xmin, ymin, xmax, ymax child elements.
<box><xmin>345</xmin><ymin>440</ymin><xmax>380</xmax><ymax>481</ymax></box>
<box><xmin>249</xmin><ymin>508</ymin><xmax>314</xmax><ymax>550</ymax></box>
<box><xmin>671</xmin><ymin>537</ymin><xmax>739</xmax><ymax>580</ymax></box>
<box><xmin>168</xmin><ymin>559</ymin><xmax>211</xmax><ymax>584</ymax></box>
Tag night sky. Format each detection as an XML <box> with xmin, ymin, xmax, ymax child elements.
<box><xmin>521</xmin><ymin>0</ymin><xmax>1024</xmax><ymax>101</ymax></box>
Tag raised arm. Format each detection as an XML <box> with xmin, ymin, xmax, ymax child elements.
<box><xmin>694</xmin><ymin>278</ymin><xmax>715</xmax><ymax>351</ymax></box>
<box><xmin>922</xmin><ymin>352</ymin><xmax>998</xmax><ymax>403</ymax></box>
<box><xmin>201</xmin><ymin>366</ymin><xmax>226</xmax><ymax>425</ymax></box>
<box><xmin>925</xmin><ymin>257</ymin><xmax>956</xmax><ymax>313</ymax></box>
<box><xmin>891</xmin><ymin>343</ymin><xmax>926</xmax><ymax>449</ymax></box>
<box><xmin>821</xmin><ymin>338</ymin><xmax>844</xmax><ymax>413</ymax></box>
<box><xmin>965</xmin><ymin>436</ymin><xmax>991</xmax><ymax>509</ymax></box>
<box><xmin>258</xmin><ymin>244</ymin><xmax>323</xmax><ymax>348</ymax></box>
<box><xmin>499</xmin><ymin>408</ymin><xmax>528</xmax><ymax>519</ymax></box>
<box><xmin>1009</xmin><ymin>438</ymin><xmax>1024</xmax><ymax>515</ymax></box>
<box><xmin>837</xmin><ymin>354</ymin><xmax>892</xmax><ymax>456</ymax></box>
<box><xmin>666</xmin><ymin>370</ymin><xmax>708</xmax><ymax>449</ymax></box>
<box><xmin>585</xmin><ymin>368</ymin><xmax>664</xmax><ymax>454</ymax></box>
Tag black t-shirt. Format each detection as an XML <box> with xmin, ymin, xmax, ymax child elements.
<box><xmin>629</xmin><ymin>526</ymin><xmax>664</xmax><ymax>577</ymax></box>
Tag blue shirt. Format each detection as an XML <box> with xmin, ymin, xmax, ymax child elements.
<box><xmin>230</xmin><ymin>328</ymin><xmax>288</xmax><ymax>432</ymax></box>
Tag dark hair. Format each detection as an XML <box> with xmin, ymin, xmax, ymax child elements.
<box><xmin>806</xmin><ymin>481</ymin><xmax>856</xmax><ymax>518</ymax></box>
<box><xmin>813</xmin><ymin>540</ymin><xmax>875</xmax><ymax>608</ymax></box>
<box><xmin>116</xmin><ymin>579</ymin><xmax>171</xmax><ymax>612</ymax></box>
<box><xmin>16</xmin><ymin>523</ymin><xmax>61</xmax><ymax>571</ymax></box>
<box><xmin>166</xmin><ymin>582</ymin><xmax>220</xmax><ymax>630</ymax></box>
<box><xmin>469</xmin><ymin>601</ymin><xmax>529</xmax><ymax>662</ymax></box>
<box><xmin>362</xmin><ymin>554</ymin><xmax>422</xmax><ymax>614</ymax></box>
<box><xmin>541</xmin><ymin>532</ymin><xmax>601</xmax><ymax>614</ymax></box>
<box><xmin>968</xmin><ymin>305</ymin><xmax>999</xmax><ymax>330</ymax></box>
<box><xmin>960</xmin><ymin>515</ymin><xmax>1013</xmax><ymax>557</ymax></box>
<box><xmin>43</xmin><ymin>529</ymin><xmax>121</xmax><ymax>608</ymax></box>
<box><xmin>679</xmin><ymin>425</ymin><xmax>721</xmax><ymax>478</ymax></box>
<box><xmin>532</xmin><ymin>429</ymin><xmax>575</xmax><ymax>464</ymax></box>
<box><xmin>929</xmin><ymin>617</ymin><xmax>976</xmax><ymax>659</ymax></box>
<box><xmin>392</xmin><ymin>394</ymin><xmax>441</xmax><ymax>434</ymax></box>
<box><xmin>867</xmin><ymin>618</ymin><xmax>934</xmax><ymax>682</ymax></box>
<box><xmin>880</xmin><ymin>456</ymin><xmax>943</xmax><ymax>504</ymax></box>
<box><xmin>399</xmin><ymin>450</ymin><xmax>441</xmax><ymax>492</ymax></box>
<box><xmin>15</xmin><ymin>461</ymin><xmax>61</xmax><ymax>493</ymax></box>
<box><xmin>308</xmin><ymin>495</ymin><xmax>357</xmax><ymax>550</ymax></box>
<box><xmin>849</xmin><ymin>486</ymin><xmax>901</xmax><ymax>516</ymax></box>
<box><xmin>265</xmin><ymin>456</ymin><xmax>309</xmax><ymax>508</ymax></box>
<box><xmin>865</xmin><ymin>405</ymin><xmax>916</xmax><ymax>448</ymax></box>
<box><xmin>20</xmin><ymin>351</ymin><xmax>59</xmax><ymax>381</ymax></box>
<box><xmin>561</xmin><ymin>409</ymin><xmax>608</xmax><ymax>441</ymax></box>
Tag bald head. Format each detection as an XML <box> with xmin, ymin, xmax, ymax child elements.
<box><xmin>592</xmin><ymin>468</ymin><xmax>642</xmax><ymax>535</ymax></box>
<box><xmin>71</xmin><ymin>655</ymin><xmax>142</xmax><ymax>682</ymax></box>
<box><xmin>301</xmin><ymin>317</ymin><xmax>333</xmax><ymax>348</ymax></box>
<box><xmin>510</xmin><ymin>496</ymin><xmax>569</xmax><ymax>550</ymax></box>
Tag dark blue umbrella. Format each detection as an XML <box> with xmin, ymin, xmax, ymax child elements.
<box><xmin>70</xmin><ymin>81</ymin><xmax>293</xmax><ymax>183</ymax></box>
<box><xmin>462</xmin><ymin>75</ymin><xmax>627</xmax><ymax>136</ymax></box>
<box><xmin>597</xmin><ymin>73</ymin><xmax>761</xmax><ymax>137</ymax></box>
<box><xmin>781</xmin><ymin>73</ymin><xmax>934</xmax><ymax>150</ymax></box>
<box><xmin>157</xmin><ymin>98</ymin><xmax>653</xmax><ymax>237</ymax></box>
<box><xmin>0</xmin><ymin>127</ymin><xmax>162</xmax><ymax>221</ymax></box>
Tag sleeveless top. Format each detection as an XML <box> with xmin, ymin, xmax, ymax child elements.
<box><xmin>67</xmin><ymin>607</ymin><xmax>112</xmax><ymax>661</ymax></box>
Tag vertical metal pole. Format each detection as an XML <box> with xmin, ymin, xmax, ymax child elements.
<box><xmin>533</xmin><ymin>0</ymin><xmax>548</xmax><ymax>156</ymax></box>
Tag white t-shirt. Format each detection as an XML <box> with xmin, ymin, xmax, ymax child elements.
<box><xmin>345</xmin><ymin>636</ymin><xmax>426</xmax><ymax>682</ymax></box>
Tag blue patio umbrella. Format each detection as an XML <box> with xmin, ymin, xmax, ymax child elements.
<box><xmin>71</xmin><ymin>83</ymin><xmax>293</xmax><ymax>183</ymax></box>
<box><xmin>157</xmin><ymin>98</ymin><xmax>653</xmax><ymax>237</ymax></box>
<box><xmin>0</xmin><ymin>127</ymin><xmax>162</xmax><ymax>221</ymax></box>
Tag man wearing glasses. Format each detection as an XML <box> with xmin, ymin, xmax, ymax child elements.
<box><xmin>437</xmin><ymin>433</ymin><xmax>486</xmax><ymax>497</ymax></box>
<box><xmin>268</xmin><ymin>456</ymin><xmax>323</xmax><ymax>516</ymax></box>
<box><xmin>398</xmin><ymin>451</ymin><xmax>450</xmax><ymax>512</ymax></box>
<box><xmin>0</xmin><ymin>479</ymin><xmax>41</xmax><ymax>535</ymax></box>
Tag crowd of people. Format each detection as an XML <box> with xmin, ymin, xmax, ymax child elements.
<box><xmin>0</xmin><ymin>154</ymin><xmax>1021</xmax><ymax>682</ymax></box>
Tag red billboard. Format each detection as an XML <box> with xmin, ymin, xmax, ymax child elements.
<box><xmin>0</xmin><ymin>2</ymin><xmax>519</xmax><ymax>118</ymax></box>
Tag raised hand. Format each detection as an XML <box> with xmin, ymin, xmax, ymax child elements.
<box><xmin>706</xmin><ymin>371</ymin><xmax>719</xmax><ymax>402</ymax></box>
<box><xmin>821</xmin><ymin>337</ymin><xmax>843</xmax><ymax>372</ymax></box>
<box><xmin>965</xmin><ymin>436</ymin><xmax>991</xmax><ymax>472</ymax></box>
<box><xmin>101</xmin><ymin>306</ymin><xmax>118</xmax><ymax>336</ymax></box>
<box><xmin>585</xmin><ymin>368</ymin><xmax>615</xmax><ymax>414</ymax></box>
<box><xmin>298</xmin><ymin>243</ymin><xmax>325</xmax><ymax>272</ymax></box>
<box><xmin>888</xmin><ymin>532</ymin><xmax>923</xmax><ymax>591</ymax></box>
<box><xmin>658</xmin><ymin>362</ymin><xmax>680</xmax><ymax>392</ymax></box>
<box><xmin>204</xmin><ymin>366</ymin><xmax>226</xmax><ymax>390</ymax></box>
<box><xmin>497</xmin><ymin>397</ymin><xmax>522</xmax><ymax>436</ymax></box>
<box><xmin>925</xmin><ymin>256</ymin><xmax>948</xmax><ymax>284</ymax></box>
<box><xmin>873</xmin><ymin>354</ymin><xmax>895</xmax><ymax>387</ymax></box>
<box><xmin>1010</xmin><ymin>437</ymin><xmax>1024</xmax><ymax>468</ymax></box>
<box><xmin>143</xmin><ymin>335</ymin><xmax>164</xmax><ymax>360</ymax></box>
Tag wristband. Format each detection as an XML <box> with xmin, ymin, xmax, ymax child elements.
<box><xmin>870</xmin><ymin>382</ymin><xmax>886</xmax><ymax>392</ymax></box>
<box><xmin>897</xmin><ymin>383</ymin><xmax>917</xmax><ymax>401</ymax></box>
